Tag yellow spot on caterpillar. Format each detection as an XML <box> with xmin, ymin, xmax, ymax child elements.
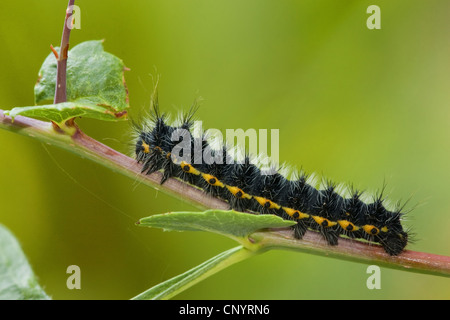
<box><xmin>363</xmin><ymin>225</ymin><xmax>379</xmax><ymax>235</ymax></box>
<box><xmin>253</xmin><ymin>196</ymin><xmax>281</xmax><ymax>210</ymax></box>
<box><xmin>282</xmin><ymin>207</ymin><xmax>309</xmax><ymax>219</ymax></box>
<box><xmin>226</xmin><ymin>186</ymin><xmax>252</xmax><ymax>199</ymax></box>
<box><xmin>202</xmin><ymin>173</ymin><xmax>224</xmax><ymax>187</ymax></box>
<box><xmin>312</xmin><ymin>216</ymin><xmax>337</xmax><ymax>228</ymax></box>
<box><xmin>141</xmin><ymin>142</ymin><xmax>150</xmax><ymax>154</ymax></box>
<box><xmin>180</xmin><ymin>161</ymin><xmax>200</xmax><ymax>175</ymax></box>
<box><xmin>381</xmin><ymin>226</ymin><xmax>388</xmax><ymax>233</ymax></box>
<box><xmin>338</xmin><ymin>220</ymin><xmax>359</xmax><ymax>232</ymax></box>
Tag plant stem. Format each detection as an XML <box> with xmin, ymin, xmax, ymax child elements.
<box><xmin>131</xmin><ymin>246</ymin><xmax>254</xmax><ymax>300</ymax></box>
<box><xmin>0</xmin><ymin>110</ymin><xmax>229</xmax><ymax>211</ymax></box>
<box><xmin>1</xmin><ymin>111</ymin><xmax>449</xmax><ymax>279</ymax></box>
<box><xmin>251</xmin><ymin>229</ymin><xmax>450</xmax><ymax>278</ymax></box>
<box><xmin>54</xmin><ymin>0</ymin><xmax>75</xmax><ymax>104</ymax></box>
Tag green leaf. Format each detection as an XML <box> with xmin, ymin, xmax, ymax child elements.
<box><xmin>137</xmin><ymin>209</ymin><xmax>296</xmax><ymax>243</ymax></box>
<box><xmin>0</xmin><ymin>224</ymin><xmax>50</xmax><ymax>300</ymax></box>
<box><xmin>36</xmin><ymin>40</ymin><xmax>129</xmax><ymax>111</ymax></box>
<box><xmin>135</xmin><ymin>210</ymin><xmax>295</xmax><ymax>299</ymax></box>
<box><xmin>5</xmin><ymin>40</ymin><xmax>128</xmax><ymax>124</ymax></box>
<box><xmin>5</xmin><ymin>101</ymin><xmax>125</xmax><ymax>124</ymax></box>
<box><xmin>132</xmin><ymin>246</ymin><xmax>253</xmax><ymax>300</ymax></box>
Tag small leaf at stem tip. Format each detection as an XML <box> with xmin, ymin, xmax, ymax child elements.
<box><xmin>5</xmin><ymin>40</ymin><xmax>131</xmax><ymax>124</ymax></box>
<box><xmin>137</xmin><ymin>209</ymin><xmax>296</xmax><ymax>239</ymax></box>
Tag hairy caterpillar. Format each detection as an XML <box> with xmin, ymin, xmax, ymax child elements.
<box><xmin>132</xmin><ymin>98</ymin><xmax>410</xmax><ymax>256</ymax></box>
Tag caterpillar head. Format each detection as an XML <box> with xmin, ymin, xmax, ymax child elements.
<box><xmin>378</xmin><ymin>212</ymin><xmax>409</xmax><ymax>256</ymax></box>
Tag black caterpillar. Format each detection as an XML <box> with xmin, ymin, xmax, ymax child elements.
<box><xmin>133</xmin><ymin>100</ymin><xmax>409</xmax><ymax>256</ymax></box>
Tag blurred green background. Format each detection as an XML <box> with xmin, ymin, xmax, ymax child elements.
<box><xmin>0</xmin><ymin>0</ymin><xmax>449</xmax><ymax>299</ymax></box>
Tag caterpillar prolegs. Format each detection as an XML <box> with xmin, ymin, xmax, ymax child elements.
<box><xmin>133</xmin><ymin>104</ymin><xmax>409</xmax><ymax>256</ymax></box>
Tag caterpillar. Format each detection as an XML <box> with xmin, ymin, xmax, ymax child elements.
<box><xmin>132</xmin><ymin>98</ymin><xmax>410</xmax><ymax>256</ymax></box>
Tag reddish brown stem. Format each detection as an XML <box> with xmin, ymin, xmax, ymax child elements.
<box><xmin>1</xmin><ymin>110</ymin><xmax>449</xmax><ymax>278</ymax></box>
<box><xmin>255</xmin><ymin>229</ymin><xmax>450</xmax><ymax>277</ymax></box>
<box><xmin>0</xmin><ymin>110</ymin><xmax>229</xmax><ymax>211</ymax></box>
<box><xmin>54</xmin><ymin>0</ymin><xmax>75</xmax><ymax>104</ymax></box>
